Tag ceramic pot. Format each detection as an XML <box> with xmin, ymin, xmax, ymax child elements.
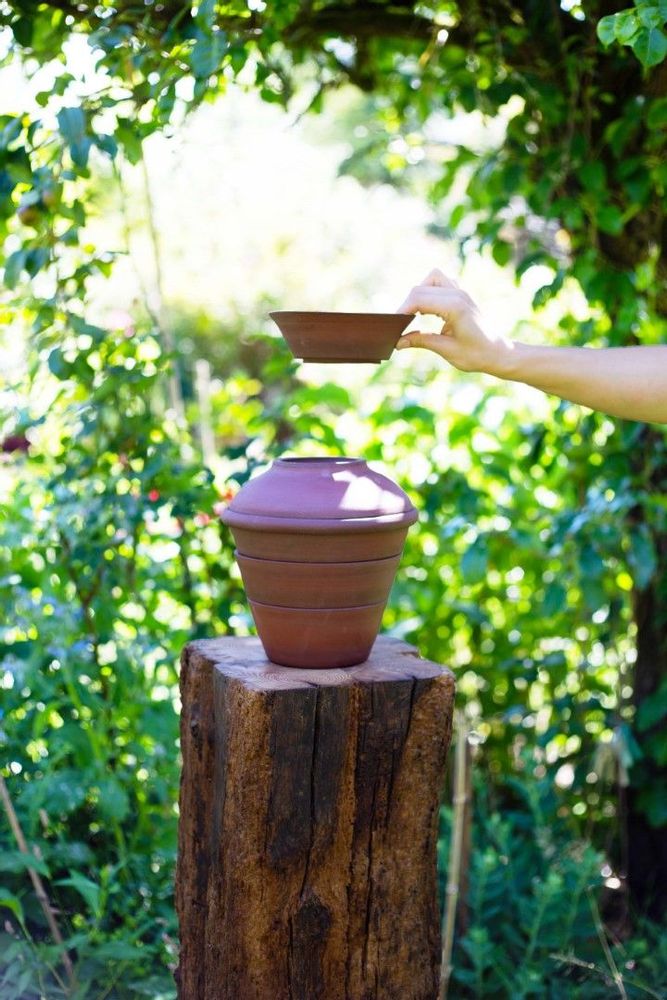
<box><xmin>248</xmin><ymin>600</ymin><xmax>386</xmax><ymax>669</ymax></box>
<box><xmin>236</xmin><ymin>552</ymin><xmax>401</xmax><ymax>608</ymax></box>
<box><xmin>222</xmin><ymin>457</ymin><xmax>417</xmax><ymax>563</ymax></box>
<box><xmin>270</xmin><ymin>311</ymin><xmax>414</xmax><ymax>364</ymax></box>
<box><xmin>228</xmin><ymin>523</ymin><xmax>410</xmax><ymax>562</ymax></box>
<box><xmin>220</xmin><ymin>457</ymin><xmax>418</xmax><ymax>667</ymax></box>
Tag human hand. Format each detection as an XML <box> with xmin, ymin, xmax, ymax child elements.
<box><xmin>395</xmin><ymin>268</ymin><xmax>512</xmax><ymax>376</ymax></box>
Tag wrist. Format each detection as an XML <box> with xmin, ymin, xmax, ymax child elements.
<box><xmin>480</xmin><ymin>339</ymin><xmax>524</xmax><ymax>380</ymax></box>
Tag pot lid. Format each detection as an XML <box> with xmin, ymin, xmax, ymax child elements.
<box><xmin>221</xmin><ymin>457</ymin><xmax>418</xmax><ymax>532</ymax></box>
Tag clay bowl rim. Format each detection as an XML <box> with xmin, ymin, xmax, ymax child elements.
<box><xmin>248</xmin><ymin>598</ymin><xmax>386</xmax><ymax>613</ymax></box>
<box><xmin>222</xmin><ymin>508</ymin><xmax>418</xmax><ymax>532</ymax></box>
<box><xmin>269</xmin><ymin>310</ymin><xmax>415</xmax><ymax>320</ymax></box>
<box><xmin>234</xmin><ymin>550</ymin><xmax>402</xmax><ymax>569</ymax></box>
<box><xmin>275</xmin><ymin>455</ymin><xmax>365</xmax><ymax>467</ymax></box>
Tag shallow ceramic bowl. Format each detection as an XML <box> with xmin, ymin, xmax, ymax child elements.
<box><xmin>236</xmin><ymin>552</ymin><xmax>401</xmax><ymax>608</ymax></box>
<box><xmin>270</xmin><ymin>311</ymin><xmax>414</xmax><ymax>363</ymax></box>
<box><xmin>248</xmin><ymin>600</ymin><xmax>385</xmax><ymax>668</ymax></box>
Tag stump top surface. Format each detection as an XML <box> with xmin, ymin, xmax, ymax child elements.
<box><xmin>186</xmin><ymin>635</ymin><xmax>453</xmax><ymax>691</ymax></box>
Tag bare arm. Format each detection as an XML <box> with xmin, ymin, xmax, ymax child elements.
<box><xmin>397</xmin><ymin>269</ymin><xmax>667</xmax><ymax>424</ymax></box>
<box><xmin>492</xmin><ymin>343</ymin><xmax>667</xmax><ymax>424</ymax></box>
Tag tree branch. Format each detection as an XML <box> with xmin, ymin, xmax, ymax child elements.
<box><xmin>0</xmin><ymin>774</ymin><xmax>76</xmax><ymax>988</ymax></box>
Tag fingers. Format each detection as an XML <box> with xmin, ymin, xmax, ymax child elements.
<box><xmin>397</xmin><ymin>286</ymin><xmax>475</xmax><ymax>319</ymax></box>
<box><xmin>395</xmin><ymin>331</ymin><xmax>452</xmax><ymax>354</ymax></box>
<box><xmin>422</xmin><ymin>268</ymin><xmax>457</xmax><ymax>288</ymax></box>
<box><xmin>397</xmin><ymin>269</ymin><xmax>459</xmax><ymax>313</ymax></box>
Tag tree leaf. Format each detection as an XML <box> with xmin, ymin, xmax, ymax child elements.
<box><xmin>596</xmin><ymin>204</ymin><xmax>625</xmax><ymax>235</ymax></box>
<box><xmin>96</xmin><ymin>777</ymin><xmax>130</xmax><ymax>821</ymax></box>
<box><xmin>4</xmin><ymin>249</ymin><xmax>26</xmax><ymax>288</ymax></box>
<box><xmin>115</xmin><ymin>119</ymin><xmax>143</xmax><ymax>164</ymax></box>
<box><xmin>11</xmin><ymin>16</ymin><xmax>33</xmax><ymax>46</ymax></box>
<box><xmin>579</xmin><ymin>542</ymin><xmax>604</xmax><ymax>578</ymax></box>
<box><xmin>91</xmin><ymin>939</ymin><xmax>147</xmax><ymax>960</ymax></box>
<box><xmin>0</xmin><ymin>849</ymin><xmax>50</xmax><ymax>877</ymax></box>
<box><xmin>632</xmin><ymin>26</ymin><xmax>667</xmax><ymax>66</ymax></box>
<box><xmin>647</xmin><ymin>96</ymin><xmax>667</xmax><ymax>128</ymax></box>
<box><xmin>461</xmin><ymin>537</ymin><xmax>488</xmax><ymax>584</ymax></box>
<box><xmin>57</xmin><ymin>106</ymin><xmax>91</xmax><ymax>168</ymax></box>
<box><xmin>578</xmin><ymin>160</ymin><xmax>606</xmax><ymax>193</ymax></box>
<box><xmin>614</xmin><ymin>10</ymin><xmax>640</xmax><ymax>44</ymax></box>
<box><xmin>24</xmin><ymin>246</ymin><xmax>50</xmax><ymax>276</ymax></box>
<box><xmin>47</xmin><ymin>347</ymin><xmax>68</xmax><ymax>379</ymax></box>
<box><xmin>190</xmin><ymin>30</ymin><xmax>226</xmax><ymax>79</ymax></box>
<box><xmin>0</xmin><ymin>117</ymin><xmax>22</xmax><ymax>150</ymax></box>
<box><xmin>492</xmin><ymin>240</ymin><xmax>513</xmax><ymax>266</ymax></box>
<box><xmin>542</xmin><ymin>582</ymin><xmax>567</xmax><ymax>618</ymax></box>
<box><xmin>195</xmin><ymin>0</ymin><xmax>216</xmax><ymax>28</ymax></box>
<box><xmin>637</xmin><ymin>5</ymin><xmax>664</xmax><ymax>29</ymax></box>
<box><xmin>57</xmin><ymin>106</ymin><xmax>85</xmax><ymax>146</ymax></box>
<box><xmin>0</xmin><ymin>893</ymin><xmax>24</xmax><ymax>922</ymax></box>
<box><xmin>596</xmin><ymin>15</ymin><xmax>617</xmax><ymax>46</ymax></box>
<box><xmin>57</xmin><ymin>872</ymin><xmax>101</xmax><ymax>917</ymax></box>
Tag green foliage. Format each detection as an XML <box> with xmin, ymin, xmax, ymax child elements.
<box><xmin>0</xmin><ymin>323</ymin><xmax>238</xmax><ymax>996</ymax></box>
<box><xmin>439</xmin><ymin>773</ymin><xmax>667</xmax><ymax>997</ymax></box>
<box><xmin>2</xmin><ymin>310</ymin><xmax>667</xmax><ymax>990</ymax></box>
<box><xmin>300</xmin><ymin>0</ymin><xmax>667</xmax><ymax>921</ymax></box>
<box><xmin>598</xmin><ymin>2</ymin><xmax>667</xmax><ymax>67</ymax></box>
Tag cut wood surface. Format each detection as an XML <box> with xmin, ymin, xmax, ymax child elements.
<box><xmin>176</xmin><ymin>636</ymin><xmax>455</xmax><ymax>1000</ymax></box>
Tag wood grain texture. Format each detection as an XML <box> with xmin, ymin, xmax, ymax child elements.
<box><xmin>174</xmin><ymin>642</ymin><xmax>217</xmax><ymax>1000</ymax></box>
<box><xmin>176</xmin><ymin>636</ymin><xmax>455</xmax><ymax>1000</ymax></box>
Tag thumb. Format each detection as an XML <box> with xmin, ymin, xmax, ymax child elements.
<box><xmin>395</xmin><ymin>331</ymin><xmax>450</xmax><ymax>353</ymax></box>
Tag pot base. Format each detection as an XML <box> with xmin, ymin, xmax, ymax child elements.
<box><xmin>249</xmin><ymin>600</ymin><xmax>385</xmax><ymax>668</ymax></box>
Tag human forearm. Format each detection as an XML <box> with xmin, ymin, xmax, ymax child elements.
<box><xmin>398</xmin><ymin>270</ymin><xmax>667</xmax><ymax>425</ymax></box>
<box><xmin>493</xmin><ymin>343</ymin><xmax>667</xmax><ymax>424</ymax></box>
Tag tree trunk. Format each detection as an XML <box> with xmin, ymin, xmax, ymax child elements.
<box><xmin>627</xmin><ymin>518</ymin><xmax>667</xmax><ymax>918</ymax></box>
<box><xmin>175</xmin><ymin>635</ymin><xmax>455</xmax><ymax>1000</ymax></box>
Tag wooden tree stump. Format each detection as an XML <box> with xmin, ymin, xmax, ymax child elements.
<box><xmin>175</xmin><ymin>636</ymin><xmax>455</xmax><ymax>1000</ymax></box>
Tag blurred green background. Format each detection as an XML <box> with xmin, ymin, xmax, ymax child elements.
<box><xmin>1</xmin><ymin>2</ymin><xmax>666</xmax><ymax>997</ymax></box>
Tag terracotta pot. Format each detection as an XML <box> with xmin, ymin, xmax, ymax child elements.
<box><xmin>229</xmin><ymin>523</ymin><xmax>409</xmax><ymax>562</ymax></box>
<box><xmin>236</xmin><ymin>552</ymin><xmax>401</xmax><ymax>608</ymax></box>
<box><xmin>222</xmin><ymin>457</ymin><xmax>417</xmax><ymax>563</ymax></box>
<box><xmin>270</xmin><ymin>311</ymin><xmax>414</xmax><ymax>363</ymax></box>
<box><xmin>248</xmin><ymin>600</ymin><xmax>386</xmax><ymax>668</ymax></box>
<box><xmin>220</xmin><ymin>457</ymin><xmax>418</xmax><ymax>667</ymax></box>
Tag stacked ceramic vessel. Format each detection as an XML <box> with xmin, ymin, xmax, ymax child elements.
<box><xmin>222</xmin><ymin>457</ymin><xmax>417</xmax><ymax>667</ymax></box>
<box><xmin>220</xmin><ymin>312</ymin><xmax>417</xmax><ymax>669</ymax></box>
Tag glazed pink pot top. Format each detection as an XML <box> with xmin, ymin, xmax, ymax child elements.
<box><xmin>223</xmin><ymin>457</ymin><xmax>417</xmax><ymax>525</ymax></box>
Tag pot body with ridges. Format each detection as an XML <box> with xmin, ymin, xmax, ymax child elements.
<box><xmin>220</xmin><ymin>457</ymin><xmax>417</xmax><ymax>667</ymax></box>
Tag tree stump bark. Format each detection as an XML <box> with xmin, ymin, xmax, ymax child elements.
<box><xmin>175</xmin><ymin>636</ymin><xmax>455</xmax><ymax>1000</ymax></box>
